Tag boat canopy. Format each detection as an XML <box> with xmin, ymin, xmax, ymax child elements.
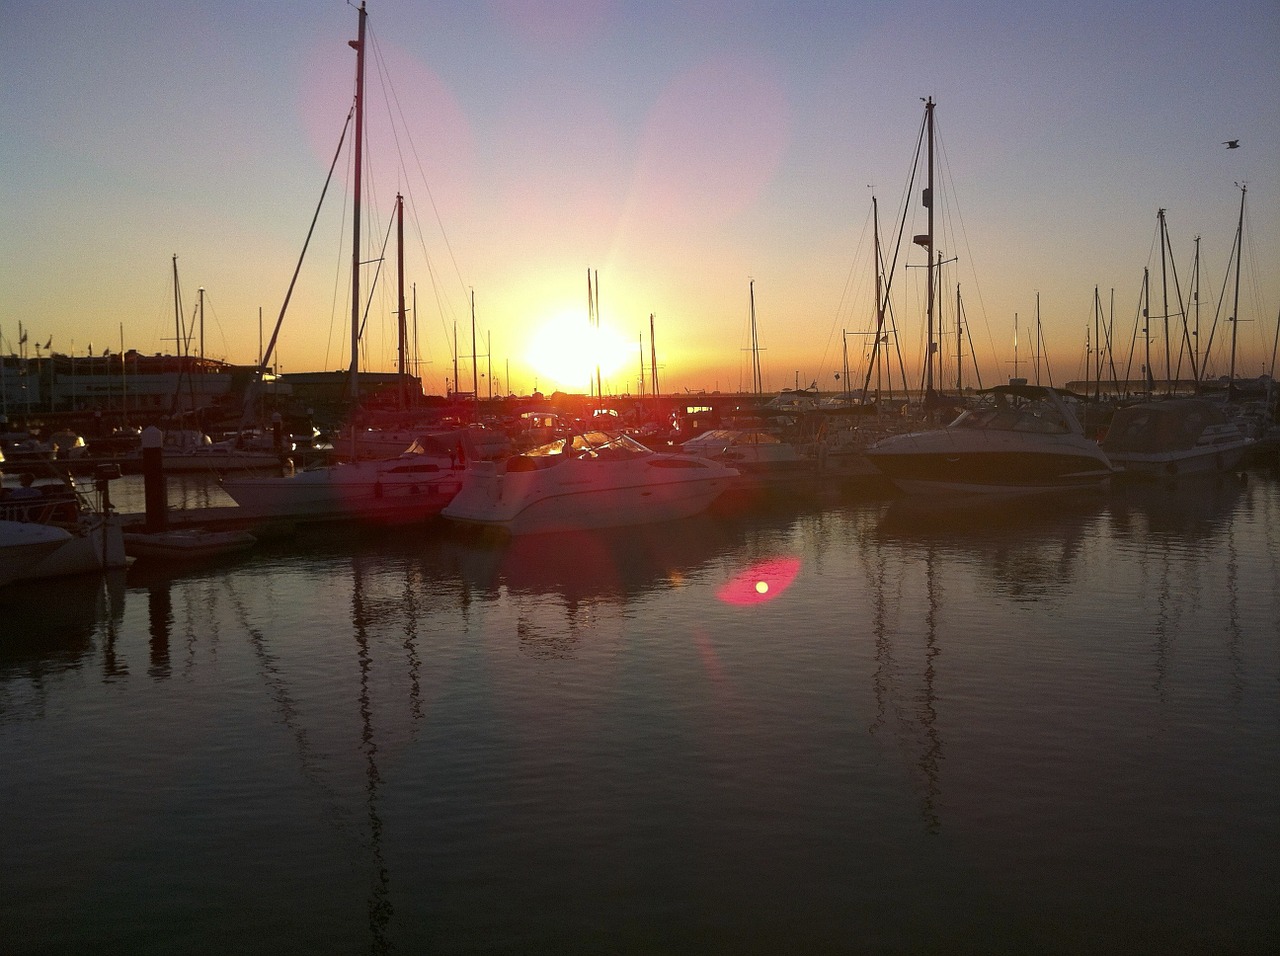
<box><xmin>1102</xmin><ymin>400</ymin><xmax>1231</xmax><ymax>454</ymax></box>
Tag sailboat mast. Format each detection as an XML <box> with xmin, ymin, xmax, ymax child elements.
<box><xmin>1158</xmin><ymin>208</ymin><xmax>1172</xmax><ymax>393</ymax></box>
<box><xmin>1035</xmin><ymin>292</ymin><xmax>1041</xmax><ymax>385</ymax></box>
<box><xmin>396</xmin><ymin>192</ymin><xmax>407</xmax><ymax>410</ymax></box>
<box><xmin>1142</xmin><ymin>267</ymin><xmax>1152</xmax><ymax>396</ymax></box>
<box><xmin>749</xmin><ymin>279</ymin><xmax>763</xmax><ymax>395</ymax></box>
<box><xmin>198</xmin><ymin>286</ymin><xmax>205</xmax><ymax>365</ymax></box>
<box><xmin>172</xmin><ymin>254</ymin><xmax>181</xmax><ymax>368</ymax></box>
<box><xmin>1013</xmin><ymin>313</ymin><xmax>1019</xmax><ymax>381</ymax></box>
<box><xmin>348</xmin><ymin>1</ymin><xmax>367</xmax><ymax>402</ymax></box>
<box><xmin>1191</xmin><ymin>235</ymin><xmax>1201</xmax><ymax>384</ymax></box>
<box><xmin>924</xmin><ymin>96</ymin><xmax>936</xmax><ymax>400</ymax></box>
<box><xmin>1228</xmin><ymin>184</ymin><xmax>1245</xmax><ymax>400</ymax></box>
<box><xmin>861</xmin><ymin>195</ymin><xmax>885</xmax><ymax>406</ymax></box>
<box><xmin>1093</xmin><ymin>287</ymin><xmax>1101</xmax><ymax>400</ymax></box>
<box><xmin>649</xmin><ymin>313</ymin><xmax>659</xmax><ymax>398</ymax></box>
<box><xmin>470</xmin><ymin>290</ymin><xmax>479</xmax><ymax>421</ymax></box>
<box><xmin>955</xmin><ymin>284</ymin><xmax>963</xmax><ymax>392</ymax></box>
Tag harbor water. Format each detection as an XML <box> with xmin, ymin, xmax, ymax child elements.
<box><xmin>2</xmin><ymin>470</ymin><xmax>1278</xmax><ymax>954</ymax></box>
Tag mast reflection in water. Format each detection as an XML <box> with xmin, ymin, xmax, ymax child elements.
<box><xmin>2</xmin><ymin>473</ymin><xmax>1278</xmax><ymax>954</ymax></box>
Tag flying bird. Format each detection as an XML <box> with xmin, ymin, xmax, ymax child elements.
<box><xmin>1223</xmin><ymin>140</ymin><xmax>1240</xmax><ymax>149</ymax></box>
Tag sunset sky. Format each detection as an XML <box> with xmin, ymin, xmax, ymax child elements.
<box><xmin>3</xmin><ymin>0</ymin><xmax>1277</xmax><ymax>397</ymax></box>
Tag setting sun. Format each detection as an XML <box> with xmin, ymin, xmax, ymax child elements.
<box><xmin>525</xmin><ymin>313</ymin><xmax>636</xmax><ymax>393</ymax></box>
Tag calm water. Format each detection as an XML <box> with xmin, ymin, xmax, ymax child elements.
<box><xmin>3</xmin><ymin>470</ymin><xmax>1278</xmax><ymax>954</ymax></box>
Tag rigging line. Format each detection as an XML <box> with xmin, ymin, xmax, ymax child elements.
<box><xmin>817</xmin><ymin>201</ymin><xmax>876</xmax><ymax>389</ymax></box>
<box><xmin>1200</xmin><ymin>215</ymin><xmax>1241</xmax><ymax>377</ymax></box>
<box><xmin>357</xmin><ymin>201</ymin><xmax>397</xmax><ymax>345</ymax></box>
<box><xmin>363</xmin><ymin>21</ymin><xmax>464</xmax><ymax>379</ymax></box>
<box><xmin>1120</xmin><ymin>273</ymin><xmax>1146</xmax><ymax>390</ymax></box>
<box><xmin>259</xmin><ymin>104</ymin><xmax>355</xmax><ymax>399</ymax></box>
<box><xmin>197</xmin><ymin>291</ymin><xmax>231</xmax><ymax>364</ymax></box>
<box><xmin>1161</xmin><ymin>214</ymin><xmax>1196</xmax><ymax>384</ymax></box>
<box><xmin>367</xmin><ymin>21</ymin><xmax>471</xmax><ymax>309</ymax></box>
<box><xmin>933</xmin><ymin>123</ymin><xmax>998</xmax><ymax>380</ymax></box>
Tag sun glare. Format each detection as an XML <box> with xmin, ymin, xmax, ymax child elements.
<box><xmin>525</xmin><ymin>313</ymin><xmax>635</xmax><ymax>393</ymax></box>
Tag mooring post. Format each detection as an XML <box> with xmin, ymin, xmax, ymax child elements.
<box><xmin>142</xmin><ymin>425</ymin><xmax>167</xmax><ymax>533</ymax></box>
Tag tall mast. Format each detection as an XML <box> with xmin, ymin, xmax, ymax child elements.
<box><xmin>396</xmin><ymin>193</ymin><xmax>406</xmax><ymax>409</ymax></box>
<box><xmin>861</xmin><ymin>195</ymin><xmax>886</xmax><ymax>405</ymax></box>
<box><xmin>924</xmin><ymin>96</ymin><xmax>935</xmax><ymax>400</ymax></box>
<box><xmin>198</xmin><ymin>286</ymin><xmax>205</xmax><ymax>366</ymax></box>
<box><xmin>172</xmin><ymin>254</ymin><xmax>181</xmax><ymax>367</ymax></box>
<box><xmin>1157</xmin><ymin>208</ymin><xmax>1172</xmax><ymax>393</ymax></box>
<box><xmin>749</xmin><ymin>279</ymin><xmax>763</xmax><ymax>395</ymax></box>
<box><xmin>595</xmin><ymin>271</ymin><xmax>602</xmax><ymax>399</ymax></box>
<box><xmin>1142</xmin><ymin>267</ymin><xmax>1152</xmax><ymax>396</ymax></box>
<box><xmin>1034</xmin><ymin>292</ymin><xmax>1041</xmax><ymax>385</ymax></box>
<box><xmin>649</xmin><ymin>313</ymin><xmax>659</xmax><ymax>398</ymax></box>
<box><xmin>1093</xmin><ymin>287</ymin><xmax>1101</xmax><ymax>400</ymax></box>
<box><xmin>1228</xmin><ymin>184</ymin><xmax>1245</xmax><ymax>400</ymax></box>
<box><xmin>1013</xmin><ymin>313</ymin><xmax>1019</xmax><ymax>381</ymax></box>
<box><xmin>470</xmin><ymin>290</ymin><xmax>478</xmax><ymax>421</ymax></box>
<box><xmin>348</xmin><ymin>1</ymin><xmax>367</xmax><ymax>403</ymax></box>
<box><xmin>955</xmin><ymin>284</ymin><xmax>963</xmax><ymax>392</ymax></box>
<box><xmin>1191</xmin><ymin>235</ymin><xmax>1201</xmax><ymax>384</ymax></box>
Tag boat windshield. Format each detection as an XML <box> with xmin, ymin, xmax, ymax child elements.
<box><xmin>524</xmin><ymin>431</ymin><xmax>651</xmax><ymax>460</ymax></box>
<box><xmin>952</xmin><ymin>394</ymin><xmax>1070</xmax><ymax>434</ymax></box>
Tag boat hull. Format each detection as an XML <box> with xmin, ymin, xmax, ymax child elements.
<box><xmin>123</xmin><ymin>529</ymin><xmax>256</xmax><ymax>561</ymax></box>
<box><xmin>0</xmin><ymin>522</ymin><xmax>75</xmax><ymax>587</ymax></box>
<box><xmin>18</xmin><ymin>514</ymin><xmax>127</xmax><ymax>581</ymax></box>
<box><xmin>1108</xmin><ymin>443</ymin><xmax>1250</xmax><ymax>479</ymax></box>
<box><xmin>867</xmin><ymin>435</ymin><xmax>1114</xmax><ymax>497</ymax></box>
<box><xmin>1102</xmin><ymin>400</ymin><xmax>1254</xmax><ymax>480</ymax></box>
<box><xmin>222</xmin><ymin>459</ymin><xmax>463</xmax><ymax>522</ymax></box>
<box><xmin>442</xmin><ymin>459</ymin><xmax>735</xmax><ymax>535</ymax></box>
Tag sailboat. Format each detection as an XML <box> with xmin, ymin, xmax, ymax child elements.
<box><xmin>222</xmin><ymin>2</ymin><xmax>465</xmax><ymax>522</ymax></box>
<box><xmin>865</xmin><ymin>100</ymin><xmax>1115</xmax><ymax>496</ymax></box>
<box><xmin>1099</xmin><ymin>188</ymin><xmax>1257</xmax><ymax>479</ymax></box>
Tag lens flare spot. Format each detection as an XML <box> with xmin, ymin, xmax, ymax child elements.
<box><xmin>718</xmin><ymin>557</ymin><xmax>800</xmax><ymax>606</ymax></box>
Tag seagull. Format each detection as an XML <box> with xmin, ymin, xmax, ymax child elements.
<box><xmin>1223</xmin><ymin>140</ymin><xmax>1240</xmax><ymax>149</ymax></box>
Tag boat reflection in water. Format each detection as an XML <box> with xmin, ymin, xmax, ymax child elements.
<box><xmin>0</xmin><ymin>569</ymin><xmax>127</xmax><ymax>678</ymax></box>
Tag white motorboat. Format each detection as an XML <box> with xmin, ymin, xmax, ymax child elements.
<box><xmin>222</xmin><ymin>449</ymin><xmax>464</xmax><ymax>523</ymax></box>
<box><xmin>0</xmin><ymin>520</ymin><xmax>74</xmax><ymax>587</ymax></box>
<box><xmin>865</xmin><ymin>382</ymin><xmax>1116</xmax><ymax>496</ymax></box>
<box><xmin>441</xmin><ymin>430</ymin><xmax>737</xmax><ymax>535</ymax></box>
<box><xmin>334</xmin><ymin>422</ymin><xmax>511</xmax><ymax>462</ymax></box>
<box><xmin>1101</xmin><ymin>398</ymin><xmax>1253</xmax><ymax>479</ymax></box>
<box><xmin>681</xmin><ymin>428</ymin><xmax>818</xmax><ymax>495</ymax></box>
<box><xmin>159</xmin><ymin>430</ymin><xmax>282</xmax><ymax>473</ymax></box>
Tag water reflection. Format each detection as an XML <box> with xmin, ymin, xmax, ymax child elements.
<box><xmin>1106</xmin><ymin>474</ymin><xmax>1251</xmax><ymax>705</ymax></box>
<box><xmin>350</xmin><ymin>557</ymin><xmax>393</xmax><ymax>953</ymax></box>
<box><xmin>1</xmin><ymin>475</ymin><xmax>1277</xmax><ymax>952</ymax></box>
<box><xmin>0</xmin><ymin>569</ymin><xmax>127</xmax><ymax>679</ymax></box>
<box><xmin>877</xmin><ymin>493</ymin><xmax>1102</xmax><ymax>602</ymax></box>
<box><xmin>1109</xmin><ymin>472</ymin><xmax>1247</xmax><ymax>538</ymax></box>
<box><xmin>451</xmin><ymin>513</ymin><xmax>750</xmax><ymax>604</ymax></box>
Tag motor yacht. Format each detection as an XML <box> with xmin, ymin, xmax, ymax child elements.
<box><xmin>865</xmin><ymin>381</ymin><xmax>1116</xmax><ymax>496</ymax></box>
<box><xmin>441</xmin><ymin>431</ymin><xmax>737</xmax><ymax>535</ymax></box>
